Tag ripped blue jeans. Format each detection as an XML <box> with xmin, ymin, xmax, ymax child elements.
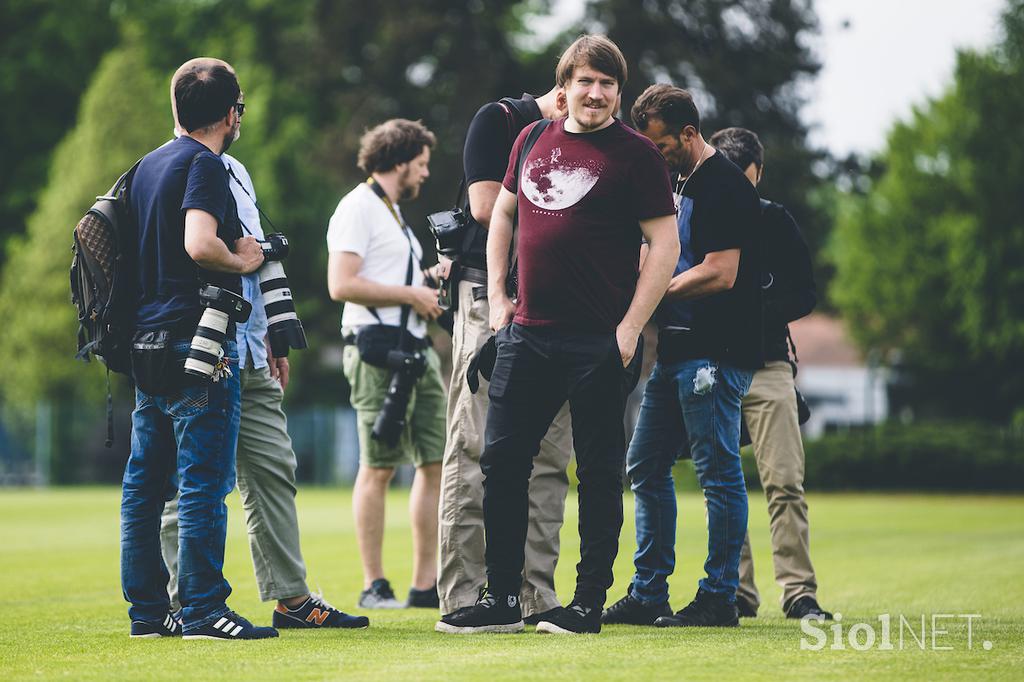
<box><xmin>625</xmin><ymin>359</ymin><xmax>753</xmax><ymax>605</ymax></box>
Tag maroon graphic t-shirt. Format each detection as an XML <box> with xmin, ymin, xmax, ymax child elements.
<box><xmin>502</xmin><ymin>118</ymin><xmax>675</xmax><ymax>332</ymax></box>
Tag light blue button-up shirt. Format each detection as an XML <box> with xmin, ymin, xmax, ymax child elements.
<box><xmin>224</xmin><ymin>154</ymin><xmax>268</xmax><ymax>370</ymax></box>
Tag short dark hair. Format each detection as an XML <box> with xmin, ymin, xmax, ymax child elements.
<box><xmin>357</xmin><ymin>119</ymin><xmax>436</xmax><ymax>174</ymax></box>
<box><xmin>631</xmin><ymin>84</ymin><xmax>700</xmax><ymax>135</ymax></box>
<box><xmin>709</xmin><ymin>127</ymin><xmax>764</xmax><ymax>171</ymax></box>
<box><xmin>556</xmin><ymin>34</ymin><xmax>628</xmax><ymax>92</ymax></box>
<box><xmin>174</xmin><ymin>63</ymin><xmax>240</xmax><ymax>133</ymax></box>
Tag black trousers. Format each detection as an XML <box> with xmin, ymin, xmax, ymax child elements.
<box><xmin>481</xmin><ymin>323</ymin><xmax>642</xmax><ymax>607</ymax></box>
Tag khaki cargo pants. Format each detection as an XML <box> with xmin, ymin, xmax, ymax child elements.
<box><xmin>738</xmin><ymin>360</ymin><xmax>819</xmax><ymax>613</ymax></box>
<box><xmin>438</xmin><ymin>278</ymin><xmax>573</xmax><ymax>617</ymax></box>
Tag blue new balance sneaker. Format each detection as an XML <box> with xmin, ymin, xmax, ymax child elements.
<box><xmin>273</xmin><ymin>594</ymin><xmax>369</xmax><ymax>629</ymax></box>
<box><xmin>182</xmin><ymin>610</ymin><xmax>279</xmax><ymax>640</ymax></box>
<box><xmin>130</xmin><ymin>611</ymin><xmax>182</xmax><ymax>638</ymax></box>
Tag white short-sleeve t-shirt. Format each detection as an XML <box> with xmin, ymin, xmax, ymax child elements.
<box><xmin>326</xmin><ymin>182</ymin><xmax>426</xmax><ymax>338</ymax></box>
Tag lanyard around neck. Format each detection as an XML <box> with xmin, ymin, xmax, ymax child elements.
<box><xmin>366</xmin><ymin>177</ymin><xmax>407</xmax><ymax>231</ymax></box>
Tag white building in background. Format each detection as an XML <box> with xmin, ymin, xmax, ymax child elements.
<box><xmin>789</xmin><ymin>314</ymin><xmax>888</xmax><ymax>439</ymax></box>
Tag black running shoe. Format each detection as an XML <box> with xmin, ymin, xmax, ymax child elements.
<box><xmin>536</xmin><ymin>602</ymin><xmax>602</xmax><ymax>634</ymax></box>
<box><xmin>273</xmin><ymin>594</ymin><xmax>370</xmax><ymax>629</ymax></box>
<box><xmin>601</xmin><ymin>593</ymin><xmax>672</xmax><ymax>625</ymax></box>
<box><xmin>358</xmin><ymin>578</ymin><xmax>404</xmax><ymax>609</ymax></box>
<box><xmin>435</xmin><ymin>589</ymin><xmax>524</xmax><ymax>634</ymax></box>
<box><xmin>407</xmin><ymin>585</ymin><xmax>440</xmax><ymax>609</ymax></box>
<box><xmin>654</xmin><ymin>590</ymin><xmax>739</xmax><ymax>628</ymax></box>
<box><xmin>130</xmin><ymin>611</ymin><xmax>182</xmax><ymax>638</ymax></box>
<box><xmin>182</xmin><ymin>610</ymin><xmax>279</xmax><ymax>640</ymax></box>
<box><xmin>735</xmin><ymin>594</ymin><xmax>758</xmax><ymax>618</ymax></box>
<box><xmin>523</xmin><ymin>606</ymin><xmax>561</xmax><ymax>626</ymax></box>
<box><xmin>786</xmin><ymin>596</ymin><xmax>833</xmax><ymax>621</ymax></box>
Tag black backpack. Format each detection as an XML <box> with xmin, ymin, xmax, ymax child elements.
<box><xmin>70</xmin><ymin>161</ymin><xmax>141</xmax><ymax>377</ymax></box>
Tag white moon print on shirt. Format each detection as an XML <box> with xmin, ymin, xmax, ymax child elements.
<box><xmin>521</xmin><ymin>147</ymin><xmax>603</xmax><ymax>211</ymax></box>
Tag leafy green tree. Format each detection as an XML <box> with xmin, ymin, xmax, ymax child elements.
<box><xmin>831</xmin><ymin>0</ymin><xmax>1024</xmax><ymax>422</ymax></box>
<box><xmin>0</xmin><ymin>45</ymin><xmax>167</xmax><ymax>410</ymax></box>
<box><xmin>0</xmin><ymin>0</ymin><xmax>118</xmax><ymax>256</ymax></box>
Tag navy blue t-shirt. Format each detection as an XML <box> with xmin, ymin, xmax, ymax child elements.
<box><xmin>130</xmin><ymin>136</ymin><xmax>242</xmax><ymax>333</ymax></box>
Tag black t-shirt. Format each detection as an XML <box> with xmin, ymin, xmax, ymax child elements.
<box><xmin>130</xmin><ymin>136</ymin><xmax>242</xmax><ymax>333</ymax></box>
<box><xmin>655</xmin><ymin>152</ymin><xmax>763</xmax><ymax>368</ymax></box>
<box><xmin>758</xmin><ymin>199</ymin><xmax>817</xmax><ymax>361</ymax></box>
<box><xmin>459</xmin><ymin>94</ymin><xmax>542</xmax><ymax>268</ymax></box>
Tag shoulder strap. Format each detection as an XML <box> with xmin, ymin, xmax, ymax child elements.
<box><xmin>365</xmin><ymin>179</ymin><xmax>419</xmax><ymax>338</ymax></box>
<box><xmin>507</xmin><ymin>118</ymin><xmax>553</xmax><ymax>294</ymax></box>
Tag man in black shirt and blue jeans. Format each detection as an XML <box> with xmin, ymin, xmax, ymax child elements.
<box><xmin>602</xmin><ymin>84</ymin><xmax>762</xmax><ymax>628</ymax></box>
<box><xmin>120</xmin><ymin>59</ymin><xmax>275</xmax><ymax>640</ymax></box>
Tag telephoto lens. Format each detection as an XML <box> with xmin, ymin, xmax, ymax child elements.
<box><xmin>184</xmin><ymin>285</ymin><xmax>252</xmax><ymax>378</ymax></box>
<box><xmin>257</xmin><ymin>233</ymin><xmax>308</xmax><ymax>357</ymax></box>
<box><xmin>371</xmin><ymin>350</ymin><xmax>428</xmax><ymax>447</ymax></box>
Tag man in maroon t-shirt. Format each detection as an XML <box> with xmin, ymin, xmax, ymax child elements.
<box><xmin>435</xmin><ymin>35</ymin><xmax>679</xmax><ymax>636</ymax></box>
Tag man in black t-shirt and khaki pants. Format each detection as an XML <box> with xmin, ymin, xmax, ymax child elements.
<box><xmin>436</xmin><ymin>87</ymin><xmax>573</xmax><ymax>626</ymax></box>
<box><xmin>603</xmin><ymin>85</ymin><xmax>763</xmax><ymax>628</ymax></box>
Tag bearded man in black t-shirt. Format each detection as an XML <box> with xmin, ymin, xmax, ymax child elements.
<box><xmin>602</xmin><ymin>84</ymin><xmax>762</xmax><ymax>628</ymax></box>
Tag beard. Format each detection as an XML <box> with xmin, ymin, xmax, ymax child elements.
<box><xmin>221</xmin><ymin>121</ymin><xmax>241</xmax><ymax>154</ymax></box>
<box><xmin>397</xmin><ymin>167</ymin><xmax>421</xmax><ymax>201</ymax></box>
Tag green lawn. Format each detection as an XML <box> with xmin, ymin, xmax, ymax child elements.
<box><xmin>1</xmin><ymin>488</ymin><xmax>1022</xmax><ymax>680</ymax></box>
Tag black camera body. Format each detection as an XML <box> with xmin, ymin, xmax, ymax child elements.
<box><xmin>371</xmin><ymin>349</ymin><xmax>428</xmax><ymax>446</ymax></box>
<box><xmin>259</xmin><ymin>232</ymin><xmax>290</xmax><ymax>261</ymax></box>
<box><xmin>426</xmin><ymin>208</ymin><xmax>470</xmax><ymax>257</ymax></box>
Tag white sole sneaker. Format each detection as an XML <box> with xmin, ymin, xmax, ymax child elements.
<box><xmin>536</xmin><ymin>621</ymin><xmax>594</xmax><ymax>634</ymax></box>
<box><xmin>434</xmin><ymin>620</ymin><xmax>525</xmax><ymax>634</ymax></box>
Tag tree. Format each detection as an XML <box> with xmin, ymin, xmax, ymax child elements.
<box><xmin>830</xmin><ymin>0</ymin><xmax>1024</xmax><ymax>422</ymax></box>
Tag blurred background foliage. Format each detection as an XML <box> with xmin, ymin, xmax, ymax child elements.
<box><xmin>1</xmin><ymin>0</ymin><xmax>1022</xmax><ymax>484</ymax></box>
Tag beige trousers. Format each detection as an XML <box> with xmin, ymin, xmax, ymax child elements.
<box><xmin>438</xmin><ymin>279</ymin><xmax>573</xmax><ymax>616</ymax></box>
<box><xmin>738</xmin><ymin>360</ymin><xmax>818</xmax><ymax>613</ymax></box>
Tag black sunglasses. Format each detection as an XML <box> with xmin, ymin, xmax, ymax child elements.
<box><xmin>233</xmin><ymin>101</ymin><xmax>245</xmax><ymax>117</ymax></box>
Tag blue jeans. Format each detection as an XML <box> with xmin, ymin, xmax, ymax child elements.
<box><xmin>120</xmin><ymin>339</ymin><xmax>240</xmax><ymax>631</ymax></box>
<box><xmin>626</xmin><ymin>359</ymin><xmax>753</xmax><ymax>605</ymax></box>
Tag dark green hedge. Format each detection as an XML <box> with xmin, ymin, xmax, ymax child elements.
<box><xmin>740</xmin><ymin>421</ymin><xmax>1024</xmax><ymax>492</ymax></box>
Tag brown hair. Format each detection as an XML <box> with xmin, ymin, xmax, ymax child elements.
<box><xmin>709</xmin><ymin>127</ymin><xmax>764</xmax><ymax>171</ymax></box>
<box><xmin>357</xmin><ymin>119</ymin><xmax>436</xmax><ymax>174</ymax></box>
<box><xmin>555</xmin><ymin>34</ymin><xmax>628</xmax><ymax>91</ymax></box>
<box><xmin>631</xmin><ymin>84</ymin><xmax>701</xmax><ymax>134</ymax></box>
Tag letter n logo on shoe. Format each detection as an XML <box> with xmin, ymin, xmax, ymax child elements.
<box><xmin>306</xmin><ymin>608</ymin><xmax>330</xmax><ymax>625</ymax></box>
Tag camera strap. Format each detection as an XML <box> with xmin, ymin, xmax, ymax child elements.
<box><xmin>225</xmin><ymin>163</ymin><xmax>281</xmax><ymax>237</ymax></box>
<box><xmin>366</xmin><ymin>178</ymin><xmax>419</xmax><ymax>350</ymax></box>
<box><xmin>507</xmin><ymin>118</ymin><xmax>552</xmax><ymax>296</ymax></box>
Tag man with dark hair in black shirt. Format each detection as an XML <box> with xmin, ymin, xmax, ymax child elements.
<box><xmin>708</xmin><ymin>126</ymin><xmax>832</xmax><ymax>622</ymax></box>
<box><xmin>603</xmin><ymin>84</ymin><xmax>762</xmax><ymax>628</ymax></box>
<box><xmin>436</xmin><ymin>87</ymin><xmax>573</xmax><ymax>625</ymax></box>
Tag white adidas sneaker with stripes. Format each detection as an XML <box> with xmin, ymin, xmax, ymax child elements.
<box><xmin>182</xmin><ymin>610</ymin><xmax>279</xmax><ymax>640</ymax></box>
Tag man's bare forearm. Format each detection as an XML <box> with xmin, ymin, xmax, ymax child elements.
<box><xmin>486</xmin><ymin>192</ymin><xmax>516</xmax><ymax>298</ymax></box>
<box><xmin>332</xmin><ymin>275</ymin><xmax>411</xmax><ymax>307</ymax></box>
<box><xmin>621</xmin><ymin>233</ymin><xmax>678</xmax><ymax>332</ymax></box>
<box><xmin>665</xmin><ymin>257</ymin><xmax>737</xmax><ymax>301</ymax></box>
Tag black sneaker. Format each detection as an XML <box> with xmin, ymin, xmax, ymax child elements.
<box><xmin>601</xmin><ymin>593</ymin><xmax>672</xmax><ymax>625</ymax></box>
<box><xmin>435</xmin><ymin>589</ymin><xmax>524</xmax><ymax>634</ymax></box>
<box><xmin>273</xmin><ymin>594</ymin><xmax>370</xmax><ymax>629</ymax></box>
<box><xmin>654</xmin><ymin>590</ymin><xmax>739</xmax><ymax>628</ymax></box>
<box><xmin>735</xmin><ymin>594</ymin><xmax>758</xmax><ymax>618</ymax></box>
<box><xmin>182</xmin><ymin>610</ymin><xmax>279</xmax><ymax>640</ymax></box>
<box><xmin>523</xmin><ymin>606</ymin><xmax>561</xmax><ymax>626</ymax></box>
<box><xmin>130</xmin><ymin>611</ymin><xmax>182</xmax><ymax>638</ymax></box>
<box><xmin>536</xmin><ymin>602</ymin><xmax>602</xmax><ymax>634</ymax></box>
<box><xmin>407</xmin><ymin>585</ymin><xmax>440</xmax><ymax>609</ymax></box>
<box><xmin>358</xmin><ymin>578</ymin><xmax>404</xmax><ymax>609</ymax></box>
<box><xmin>786</xmin><ymin>596</ymin><xmax>833</xmax><ymax>621</ymax></box>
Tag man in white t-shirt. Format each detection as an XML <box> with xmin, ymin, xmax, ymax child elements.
<box><xmin>326</xmin><ymin>118</ymin><xmax>446</xmax><ymax>609</ymax></box>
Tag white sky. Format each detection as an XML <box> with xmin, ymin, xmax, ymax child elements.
<box><xmin>530</xmin><ymin>0</ymin><xmax>1006</xmax><ymax>156</ymax></box>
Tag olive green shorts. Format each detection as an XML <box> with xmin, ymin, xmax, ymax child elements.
<box><xmin>342</xmin><ymin>344</ymin><xmax>446</xmax><ymax>469</ymax></box>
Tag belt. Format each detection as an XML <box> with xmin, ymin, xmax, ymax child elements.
<box><xmin>459</xmin><ymin>265</ymin><xmax>488</xmax><ymax>285</ymax></box>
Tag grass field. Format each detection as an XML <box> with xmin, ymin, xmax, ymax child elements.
<box><xmin>1</xmin><ymin>487</ymin><xmax>1022</xmax><ymax>681</ymax></box>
